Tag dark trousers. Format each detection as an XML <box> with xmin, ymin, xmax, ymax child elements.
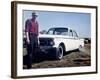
<box><xmin>26</xmin><ymin>33</ymin><xmax>38</xmax><ymax>69</ymax></box>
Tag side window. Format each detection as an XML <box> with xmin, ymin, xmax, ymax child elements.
<box><xmin>73</xmin><ymin>31</ymin><xmax>78</xmax><ymax>38</ymax></box>
<box><xmin>69</xmin><ymin>29</ymin><xmax>73</xmax><ymax>37</ymax></box>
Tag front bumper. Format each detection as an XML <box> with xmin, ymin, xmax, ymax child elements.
<box><xmin>39</xmin><ymin>46</ymin><xmax>57</xmax><ymax>54</ymax></box>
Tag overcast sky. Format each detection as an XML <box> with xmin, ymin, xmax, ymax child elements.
<box><xmin>23</xmin><ymin>10</ymin><xmax>91</xmax><ymax>38</ymax></box>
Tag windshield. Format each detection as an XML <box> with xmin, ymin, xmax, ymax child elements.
<box><xmin>47</xmin><ymin>28</ymin><xmax>68</xmax><ymax>35</ymax></box>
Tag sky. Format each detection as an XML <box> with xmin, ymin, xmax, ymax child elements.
<box><xmin>23</xmin><ymin>10</ymin><xmax>91</xmax><ymax>38</ymax></box>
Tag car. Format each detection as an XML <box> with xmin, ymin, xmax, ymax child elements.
<box><xmin>39</xmin><ymin>27</ymin><xmax>84</xmax><ymax>60</ymax></box>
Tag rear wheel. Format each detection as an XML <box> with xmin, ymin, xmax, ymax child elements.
<box><xmin>55</xmin><ymin>45</ymin><xmax>63</xmax><ymax>60</ymax></box>
<box><xmin>78</xmin><ymin>45</ymin><xmax>83</xmax><ymax>52</ymax></box>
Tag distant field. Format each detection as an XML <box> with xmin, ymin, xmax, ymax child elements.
<box><xmin>23</xmin><ymin>44</ymin><xmax>91</xmax><ymax>69</ymax></box>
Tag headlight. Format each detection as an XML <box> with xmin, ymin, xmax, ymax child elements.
<box><xmin>50</xmin><ymin>41</ymin><xmax>54</xmax><ymax>46</ymax></box>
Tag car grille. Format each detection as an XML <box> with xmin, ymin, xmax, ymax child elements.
<box><xmin>39</xmin><ymin>38</ymin><xmax>53</xmax><ymax>46</ymax></box>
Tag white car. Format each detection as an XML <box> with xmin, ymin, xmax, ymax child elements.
<box><xmin>39</xmin><ymin>27</ymin><xmax>84</xmax><ymax>60</ymax></box>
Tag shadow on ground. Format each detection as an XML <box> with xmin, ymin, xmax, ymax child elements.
<box><xmin>23</xmin><ymin>49</ymin><xmax>80</xmax><ymax>67</ymax></box>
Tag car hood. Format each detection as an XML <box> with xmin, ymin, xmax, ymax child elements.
<box><xmin>39</xmin><ymin>34</ymin><xmax>69</xmax><ymax>38</ymax></box>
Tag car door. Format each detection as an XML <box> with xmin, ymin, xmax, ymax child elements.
<box><xmin>72</xmin><ymin>30</ymin><xmax>79</xmax><ymax>49</ymax></box>
<box><xmin>67</xmin><ymin>29</ymin><xmax>75</xmax><ymax>50</ymax></box>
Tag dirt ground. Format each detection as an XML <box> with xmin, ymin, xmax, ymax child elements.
<box><xmin>23</xmin><ymin>44</ymin><xmax>91</xmax><ymax>69</ymax></box>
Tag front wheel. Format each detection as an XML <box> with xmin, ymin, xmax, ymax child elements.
<box><xmin>55</xmin><ymin>45</ymin><xmax>63</xmax><ymax>60</ymax></box>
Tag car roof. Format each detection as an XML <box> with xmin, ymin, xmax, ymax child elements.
<box><xmin>49</xmin><ymin>27</ymin><xmax>75</xmax><ymax>31</ymax></box>
<box><xmin>49</xmin><ymin>27</ymin><xmax>68</xmax><ymax>29</ymax></box>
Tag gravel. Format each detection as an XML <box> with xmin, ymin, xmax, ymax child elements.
<box><xmin>23</xmin><ymin>44</ymin><xmax>91</xmax><ymax>69</ymax></box>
